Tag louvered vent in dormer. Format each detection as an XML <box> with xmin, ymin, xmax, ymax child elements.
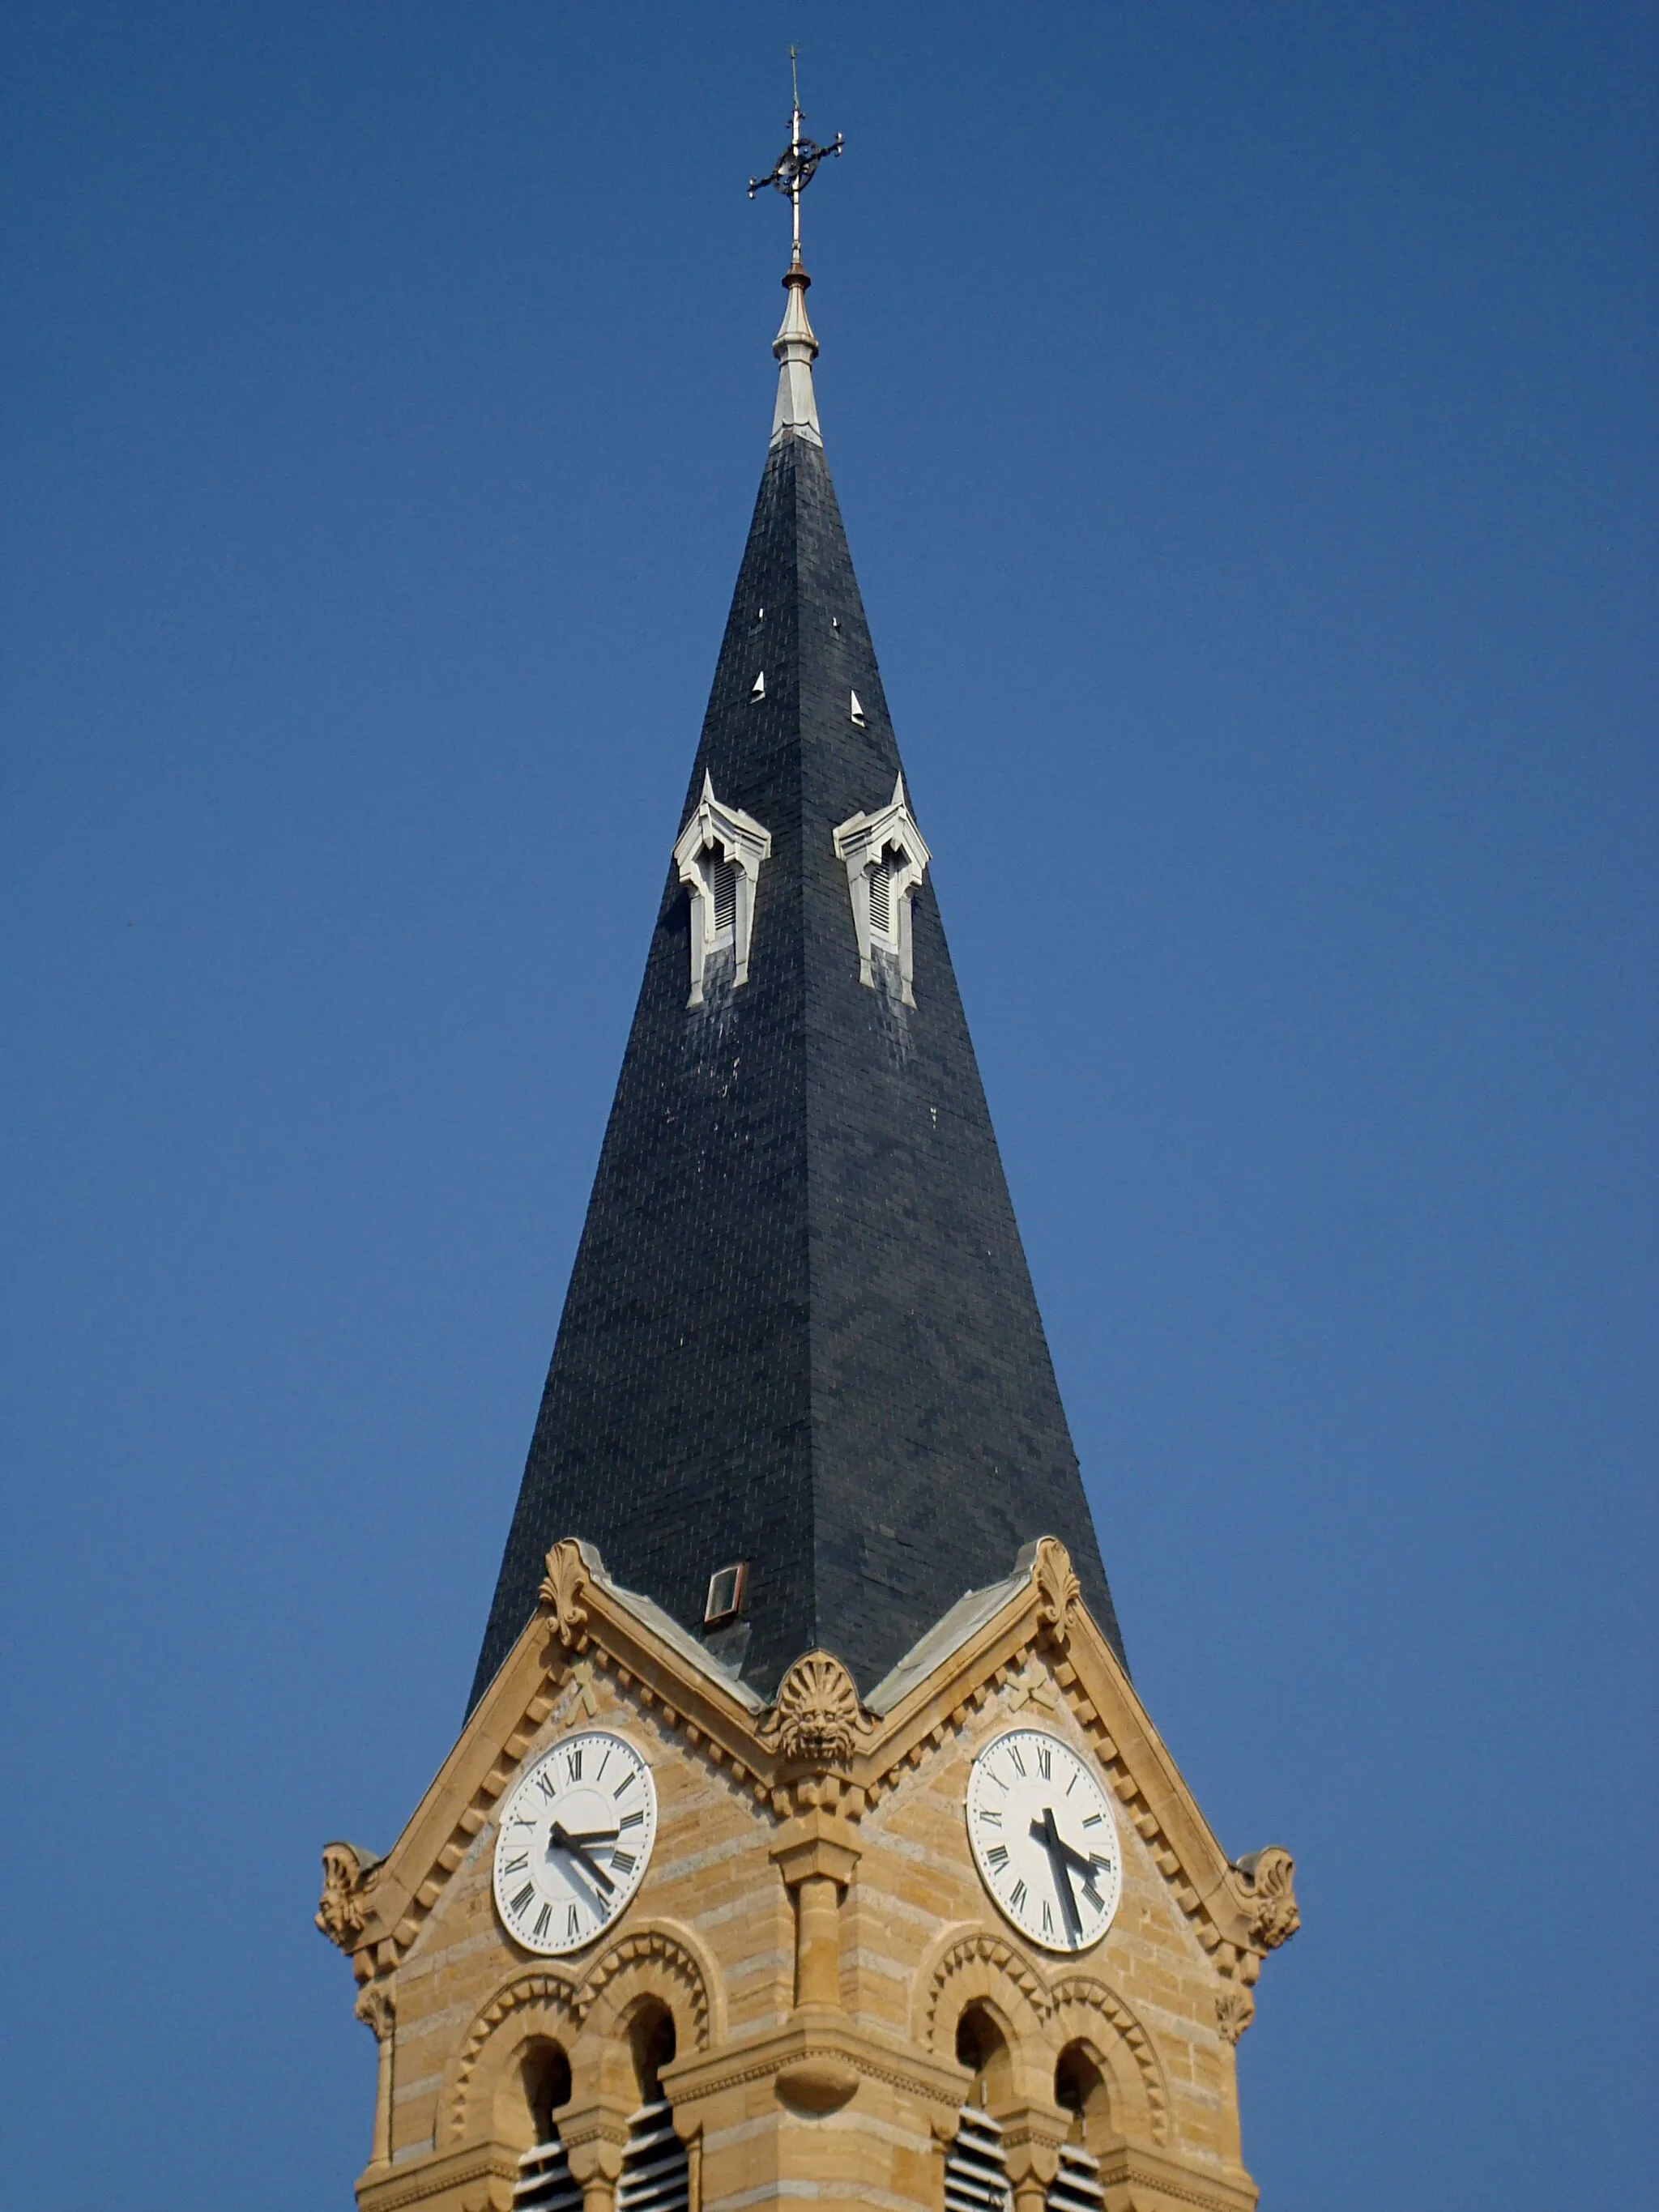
<box><xmin>868</xmin><ymin>859</ymin><xmax>891</xmax><ymax>941</ymax></box>
<box><xmin>711</xmin><ymin>856</ymin><xmax>737</xmax><ymax>941</ymax></box>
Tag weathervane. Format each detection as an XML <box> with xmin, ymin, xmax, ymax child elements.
<box><xmin>748</xmin><ymin>48</ymin><xmax>842</xmax><ymax>261</ymax></box>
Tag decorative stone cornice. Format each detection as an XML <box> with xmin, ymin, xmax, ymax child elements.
<box><xmin>355</xmin><ymin>2142</ymin><xmax>520</xmax><ymax>2212</ymax></box>
<box><xmin>663</xmin><ymin>2012</ymin><xmax>966</xmax><ymax>2124</ymax></box>
<box><xmin>326</xmin><ymin>1530</ymin><xmax>1295</xmax><ymax>2010</ymax></box>
<box><xmin>1089</xmin><ymin>2140</ymin><xmax>1260</xmax><ymax>2212</ymax></box>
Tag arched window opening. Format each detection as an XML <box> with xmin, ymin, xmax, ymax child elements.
<box><xmin>1048</xmin><ymin>2044</ymin><xmax>1109</xmax><ymax>2210</ymax></box>
<box><xmin>618</xmin><ymin>2004</ymin><xmax>690</xmax><ymax>2212</ymax></box>
<box><xmin>511</xmin><ymin>2041</ymin><xmax>577</xmax><ymax>2212</ymax></box>
<box><xmin>945</xmin><ymin>2007</ymin><xmax>1014</xmax><ymax>2210</ymax></box>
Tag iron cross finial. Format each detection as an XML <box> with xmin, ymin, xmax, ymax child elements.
<box><xmin>748</xmin><ymin>49</ymin><xmax>842</xmax><ymax>259</ymax></box>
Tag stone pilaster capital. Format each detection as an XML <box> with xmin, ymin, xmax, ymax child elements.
<box><xmin>996</xmin><ymin>2102</ymin><xmax>1068</xmax><ymax>2188</ymax></box>
<box><xmin>557</xmin><ymin>2100</ymin><xmax>630</xmax><ymax>2184</ymax></box>
<box><xmin>769</xmin><ymin>1808</ymin><xmax>862</xmax><ymax>1890</ymax></box>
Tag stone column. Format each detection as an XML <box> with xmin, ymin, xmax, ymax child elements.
<box><xmin>770</xmin><ymin>1809</ymin><xmax>862</xmax><ymax>2012</ymax></box>
<box><xmin>353</xmin><ymin>1982</ymin><xmax>396</xmax><ymax>2171</ymax></box>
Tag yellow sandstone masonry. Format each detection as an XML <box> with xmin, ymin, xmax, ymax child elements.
<box><xmin>318</xmin><ymin>1538</ymin><xmax>1297</xmax><ymax>2211</ymax></box>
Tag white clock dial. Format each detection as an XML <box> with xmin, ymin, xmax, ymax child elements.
<box><xmin>493</xmin><ymin>1728</ymin><xmax>657</xmax><ymax>1956</ymax></box>
<box><xmin>966</xmin><ymin>1726</ymin><xmax>1122</xmax><ymax>1954</ymax></box>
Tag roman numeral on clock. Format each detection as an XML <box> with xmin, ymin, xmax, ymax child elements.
<box><xmin>566</xmin><ymin>1904</ymin><xmax>581</xmax><ymax>1939</ymax></box>
<box><xmin>565</xmin><ymin>1749</ymin><xmax>582</xmax><ymax>1782</ymax></box>
<box><xmin>500</xmin><ymin>1854</ymin><xmax>528</xmax><ymax>1877</ymax></box>
<box><xmin>511</xmin><ymin>1883</ymin><xmax>535</xmax><ymax>1916</ymax></box>
<box><xmin>610</xmin><ymin>1850</ymin><xmax>637</xmax><ymax>1877</ymax></box>
<box><xmin>986</xmin><ymin>1843</ymin><xmax>1009</xmax><ymax>1870</ymax></box>
<box><xmin>620</xmin><ymin>1809</ymin><xmax>645</xmax><ymax>1831</ymax></box>
<box><xmin>1009</xmin><ymin>1879</ymin><xmax>1028</xmax><ymax>1912</ymax></box>
<box><xmin>532</xmin><ymin>1903</ymin><xmax>551</xmax><ymax>1941</ymax></box>
<box><xmin>1038</xmin><ymin>1745</ymin><xmax>1052</xmax><ymax>1779</ymax></box>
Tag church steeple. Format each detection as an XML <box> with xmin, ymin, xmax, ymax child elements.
<box><xmin>470</xmin><ymin>111</ymin><xmax>1122</xmax><ymax>1712</ymax></box>
<box><xmin>322</xmin><ymin>109</ymin><xmax>1298</xmax><ymax>2201</ymax></box>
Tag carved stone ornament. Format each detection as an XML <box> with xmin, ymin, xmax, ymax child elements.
<box><xmin>355</xmin><ymin>1980</ymin><xmax>396</xmax><ymax>2041</ymax></box>
<box><xmin>1215</xmin><ymin>1985</ymin><xmax>1255</xmax><ymax>2045</ymax></box>
<box><xmin>316</xmin><ymin>1841</ymin><xmax>377</xmax><ymax>1950</ymax></box>
<box><xmin>1033</xmin><ymin>1536</ymin><xmax>1082</xmax><ymax>1644</ymax></box>
<box><xmin>1233</xmin><ymin>1846</ymin><xmax>1300</xmax><ymax>1950</ymax></box>
<box><xmin>538</xmin><ymin>1539</ymin><xmax>591</xmax><ymax>1650</ymax></box>
<box><xmin>761</xmin><ymin>1650</ymin><xmax>865</xmax><ymax>1767</ymax></box>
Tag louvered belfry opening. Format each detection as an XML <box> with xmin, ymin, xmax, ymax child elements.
<box><xmin>615</xmin><ymin>2101</ymin><xmax>690</xmax><ymax>2211</ymax></box>
<box><xmin>612</xmin><ymin>2004</ymin><xmax>689</xmax><ymax>2212</ymax></box>
<box><xmin>1047</xmin><ymin>2142</ymin><xmax>1107</xmax><ymax>2210</ymax></box>
<box><xmin>944</xmin><ymin>2104</ymin><xmax>1013</xmax><ymax>2212</ymax></box>
<box><xmin>511</xmin><ymin>2137</ymin><xmax>580</xmax><ymax>2212</ymax></box>
<box><xmin>511</xmin><ymin>2044</ymin><xmax>578</xmax><ymax>2211</ymax></box>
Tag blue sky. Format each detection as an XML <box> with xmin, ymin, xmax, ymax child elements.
<box><xmin>2</xmin><ymin>6</ymin><xmax>1653</xmax><ymax>2204</ymax></box>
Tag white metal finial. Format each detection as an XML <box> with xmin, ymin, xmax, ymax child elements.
<box><xmin>748</xmin><ymin>56</ymin><xmax>842</xmax><ymax>448</ymax></box>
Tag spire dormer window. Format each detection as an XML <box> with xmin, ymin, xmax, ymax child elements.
<box><xmin>833</xmin><ymin>774</ymin><xmax>932</xmax><ymax>1007</ymax></box>
<box><xmin>672</xmin><ymin>774</ymin><xmax>773</xmax><ymax>1008</ymax></box>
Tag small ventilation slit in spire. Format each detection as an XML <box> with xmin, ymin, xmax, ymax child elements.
<box><xmin>750</xmin><ymin>671</ymin><xmax>766</xmax><ymax>701</ymax></box>
<box><xmin>849</xmin><ymin>689</ymin><xmax>865</xmax><ymax>727</ymax></box>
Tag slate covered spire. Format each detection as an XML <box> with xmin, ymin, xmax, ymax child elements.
<box><xmin>470</xmin><ymin>250</ymin><xmax>1123</xmax><ymax>1711</ymax></box>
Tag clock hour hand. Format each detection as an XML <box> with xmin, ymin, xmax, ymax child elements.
<box><xmin>548</xmin><ymin>1820</ymin><xmax>616</xmax><ymax>1895</ymax></box>
<box><xmin>554</xmin><ymin>1826</ymin><xmax>620</xmax><ymax>1847</ymax></box>
<box><xmin>1031</xmin><ymin>1808</ymin><xmax>1085</xmax><ymax>1941</ymax></box>
<box><xmin>1047</xmin><ymin>1828</ymin><xmax>1111</xmax><ymax>1908</ymax></box>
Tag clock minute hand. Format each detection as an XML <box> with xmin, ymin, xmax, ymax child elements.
<box><xmin>548</xmin><ymin>1820</ymin><xmax>616</xmax><ymax>1895</ymax></box>
<box><xmin>1031</xmin><ymin>1808</ymin><xmax>1084</xmax><ymax>1941</ymax></box>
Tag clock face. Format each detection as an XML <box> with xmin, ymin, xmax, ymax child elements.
<box><xmin>493</xmin><ymin>1729</ymin><xmax>657</xmax><ymax>1956</ymax></box>
<box><xmin>965</xmin><ymin>1727</ymin><xmax>1122</xmax><ymax>1954</ymax></box>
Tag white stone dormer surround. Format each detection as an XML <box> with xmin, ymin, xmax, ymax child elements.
<box><xmin>832</xmin><ymin>774</ymin><xmax>932</xmax><ymax>1007</ymax></box>
<box><xmin>673</xmin><ymin>773</ymin><xmax>773</xmax><ymax>1008</ymax></box>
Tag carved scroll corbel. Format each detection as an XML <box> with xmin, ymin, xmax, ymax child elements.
<box><xmin>538</xmin><ymin>1538</ymin><xmax>591</xmax><ymax>1652</ymax></box>
<box><xmin>1216</xmin><ymin>1984</ymin><xmax>1256</xmax><ymax>2044</ymax></box>
<box><xmin>316</xmin><ymin>1840</ymin><xmax>381</xmax><ymax>1950</ymax></box>
<box><xmin>1231</xmin><ymin>1845</ymin><xmax>1300</xmax><ymax>1950</ymax></box>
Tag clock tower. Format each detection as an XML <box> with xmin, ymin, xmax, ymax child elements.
<box><xmin>317</xmin><ymin>95</ymin><xmax>1298</xmax><ymax>2212</ymax></box>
